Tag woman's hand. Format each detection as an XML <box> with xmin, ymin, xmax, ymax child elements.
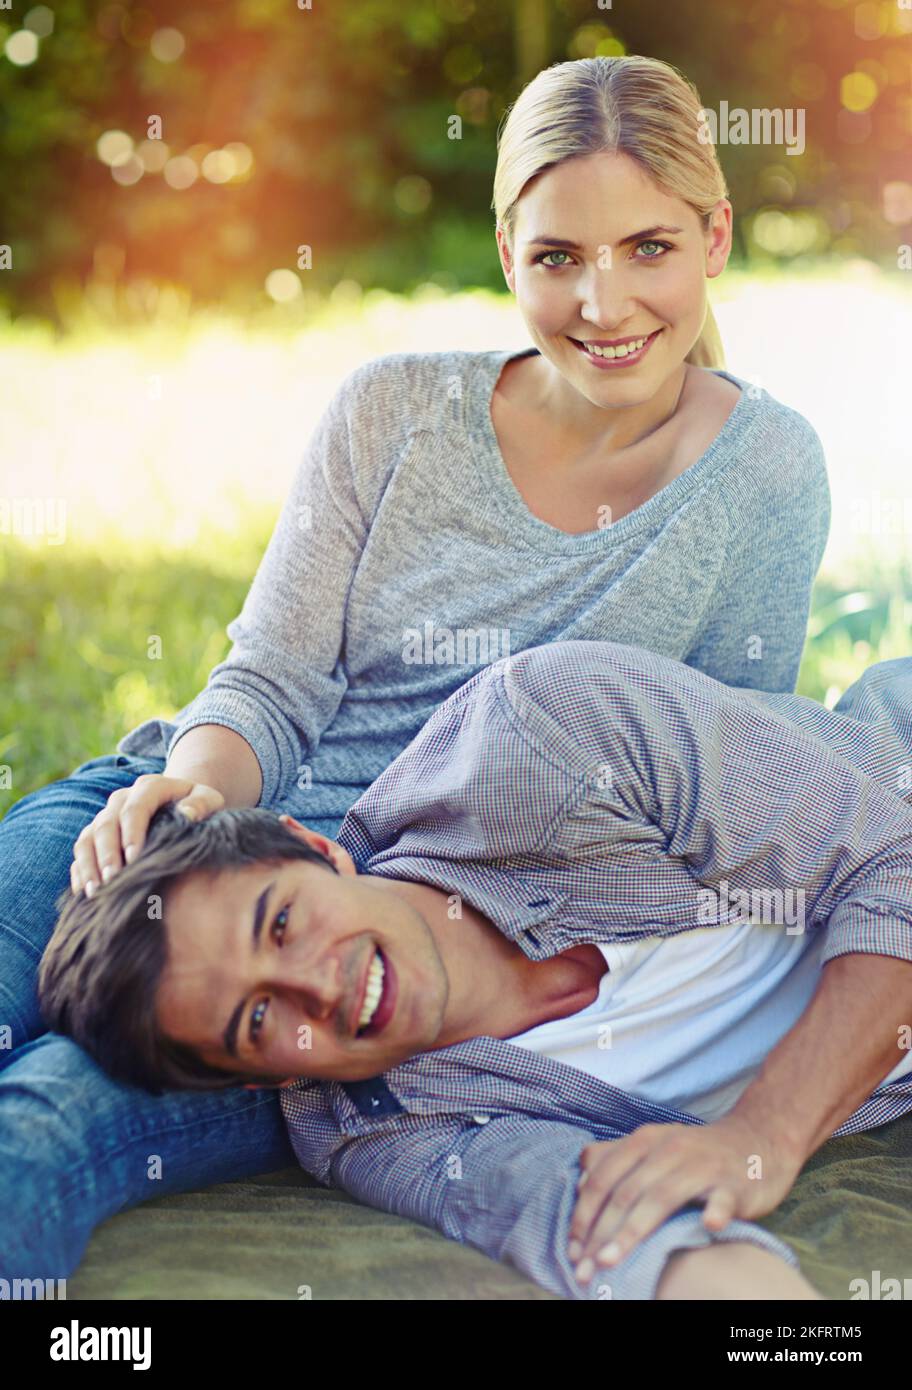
<box><xmin>70</xmin><ymin>774</ymin><xmax>225</xmax><ymax>897</ymax></box>
<box><xmin>567</xmin><ymin>1115</ymin><xmax>804</xmax><ymax>1284</ymax></box>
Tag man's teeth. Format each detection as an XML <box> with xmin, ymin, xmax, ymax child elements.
<box><xmin>583</xmin><ymin>335</ymin><xmax>650</xmax><ymax>359</ymax></box>
<box><xmin>357</xmin><ymin>950</ymin><xmax>385</xmax><ymax>1031</ymax></box>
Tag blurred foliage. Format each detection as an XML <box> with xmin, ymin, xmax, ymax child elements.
<box><xmin>0</xmin><ymin>0</ymin><xmax>910</xmax><ymax>324</ymax></box>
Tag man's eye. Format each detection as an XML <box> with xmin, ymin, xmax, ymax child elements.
<box><xmin>272</xmin><ymin>906</ymin><xmax>289</xmax><ymax>945</ymax></box>
<box><xmin>249</xmin><ymin>997</ymin><xmax>269</xmax><ymax>1044</ymax></box>
<box><xmin>248</xmin><ymin>905</ymin><xmax>291</xmax><ymax>1043</ymax></box>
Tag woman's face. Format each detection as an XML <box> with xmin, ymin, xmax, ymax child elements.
<box><xmin>497</xmin><ymin>150</ymin><xmax>732</xmax><ymax>407</ymax></box>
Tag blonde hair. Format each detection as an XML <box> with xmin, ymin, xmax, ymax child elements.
<box><xmin>492</xmin><ymin>55</ymin><xmax>728</xmax><ymax>369</ymax></box>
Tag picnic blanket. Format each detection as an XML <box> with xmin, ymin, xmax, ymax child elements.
<box><xmin>65</xmin><ymin>1109</ymin><xmax>912</xmax><ymax>1300</ymax></box>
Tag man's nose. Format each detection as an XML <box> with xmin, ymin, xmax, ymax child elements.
<box><xmin>271</xmin><ymin>950</ymin><xmax>346</xmax><ymax>1025</ymax></box>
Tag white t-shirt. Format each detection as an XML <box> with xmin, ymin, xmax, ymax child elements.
<box><xmin>506</xmin><ymin>916</ymin><xmax>912</xmax><ymax>1121</ymax></box>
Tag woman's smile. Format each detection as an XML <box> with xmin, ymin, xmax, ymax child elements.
<box><xmin>568</xmin><ymin>328</ymin><xmax>664</xmax><ymax>369</ymax></box>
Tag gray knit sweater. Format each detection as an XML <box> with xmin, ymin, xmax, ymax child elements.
<box><xmin>118</xmin><ymin>347</ymin><xmax>831</xmax><ymax>837</ymax></box>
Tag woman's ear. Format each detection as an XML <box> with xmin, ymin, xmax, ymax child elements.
<box><xmin>495</xmin><ymin>222</ymin><xmax>516</xmax><ymax>293</ymax></box>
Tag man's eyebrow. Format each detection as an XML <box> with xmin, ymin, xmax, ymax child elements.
<box><xmin>525</xmin><ymin>225</ymin><xmax>684</xmax><ymax>250</ymax></box>
<box><xmin>222</xmin><ymin>878</ymin><xmax>275</xmax><ymax>1060</ymax></box>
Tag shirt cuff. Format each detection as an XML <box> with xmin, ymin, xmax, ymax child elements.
<box><xmin>821</xmin><ymin>897</ymin><xmax>912</xmax><ymax>967</ymax></box>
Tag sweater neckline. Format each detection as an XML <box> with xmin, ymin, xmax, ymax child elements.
<box><xmin>467</xmin><ymin>347</ymin><xmax>762</xmax><ymax>556</ymax></box>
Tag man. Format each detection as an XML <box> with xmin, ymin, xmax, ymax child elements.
<box><xmin>39</xmin><ymin>639</ymin><xmax>912</xmax><ymax>1299</ymax></box>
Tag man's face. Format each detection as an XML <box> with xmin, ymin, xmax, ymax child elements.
<box><xmin>154</xmin><ymin>821</ymin><xmax>450</xmax><ymax>1085</ymax></box>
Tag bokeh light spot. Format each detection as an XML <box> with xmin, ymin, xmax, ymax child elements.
<box><xmin>394</xmin><ymin>175</ymin><xmax>432</xmax><ymax>215</ymax></box>
<box><xmin>5</xmin><ymin>30</ymin><xmax>40</xmax><ymax>65</ymax></box>
<box><xmin>265</xmin><ymin>270</ymin><xmax>302</xmax><ymax>303</ymax></box>
<box><xmin>137</xmin><ymin>139</ymin><xmax>170</xmax><ymax>173</ymax></box>
<box><xmin>441</xmin><ymin>44</ymin><xmax>482</xmax><ymax>84</ymax></box>
<box><xmin>150</xmin><ymin>27</ymin><xmax>185</xmax><ymax>62</ymax></box>
<box><xmin>111</xmin><ymin>155</ymin><xmax>144</xmax><ymax>187</ymax></box>
<box><xmin>97</xmin><ymin>130</ymin><xmax>135</xmax><ymax>167</ymax></box>
<box><xmin>883</xmin><ymin>182</ymin><xmax>912</xmax><ymax>226</ymax></box>
<box><xmin>223</xmin><ymin>142</ymin><xmax>254</xmax><ymax>179</ymax></box>
<box><xmin>201</xmin><ymin>150</ymin><xmax>235</xmax><ymax>184</ymax></box>
<box><xmin>163</xmin><ymin>155</ymin><xmax>198</xmax><ymax>190</ymax></box>
<box><xmin>840</xmin><ymin>71</ymin><xmax>878</xmax><ymax>112</ymax></box>
<box><xmin>24</xmin><ymin>5</ymin><xmax>54</xmax><ymax>38</ymax></box>
<box><xmin>750</xmin><ymin>209</ymin><xmax>826</xmax><ymax>256</ymax></box>
<box><xmin>854</xmin><ymin>2</ymin><xmax>886</xmax><ymax>40</ymax></box>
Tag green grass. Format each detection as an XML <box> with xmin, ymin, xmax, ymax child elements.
<box><xmin>0</xmin><ymin>531</ymin><xmax>265</xmax><ymax>815</ymax></box>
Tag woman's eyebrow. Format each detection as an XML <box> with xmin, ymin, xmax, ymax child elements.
<box><xmin>525</xmin><ymin>224</ymin><xmax>683</xmax><ymax>250</ymax></box>
<box><xmin>221</xmin><ymin>877</ymin><xmax>277</xmax><ymax>1059</ymax></box>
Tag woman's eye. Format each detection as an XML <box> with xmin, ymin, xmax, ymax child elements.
<box><xmin>636</xmin><ymin>240</ymin><xmax>673</xmax><ymax>259</ymax></box>
<box><xmin>534</xmin><ymin>250</ymin><xmax>573</xmax><ymax>268</ymax></box>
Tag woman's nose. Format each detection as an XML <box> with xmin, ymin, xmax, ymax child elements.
<box><xmin>577</xmin><ymin>263</ymin><xmax>636</xmax><ymax>328</ymax></box>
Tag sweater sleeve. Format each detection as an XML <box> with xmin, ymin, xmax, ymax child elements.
<box><xmin>119</xmin><ymin>359</ymin><xmax>393</xmax><ymax>806</ymax></box>
<box><xmin>684</xmin><ymin>407</ymin><xmax>830</xmax><ymax>694</ymax></box>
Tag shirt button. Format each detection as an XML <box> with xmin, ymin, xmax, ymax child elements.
<box><xmin>472</xmin><ymin>1114</ymin><xmax>490</xmax><ymax>1125</ymax></box>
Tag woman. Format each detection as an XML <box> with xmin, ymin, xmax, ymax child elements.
<box><xmin>1</xmin><ymin>54</ymin><xmax>829</xmax><ymax>1293</ymax></box>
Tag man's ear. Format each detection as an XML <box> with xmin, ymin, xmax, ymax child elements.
<box><xmin>278</xmin><ymin>815</ymin><xmax>357</xmax><ymax>876</ymax></box>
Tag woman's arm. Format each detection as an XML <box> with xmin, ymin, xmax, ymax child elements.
<box><xmin>163</xmin><ymin>722</ymin><xmax>262</xmax><ymax>807</ymax></box>
<box><xmin>685</xmin><ymin>410</ymin><xmax>831</xmax><ymax>694</ymax></box>
<box><xmin>142</xmin><ymin>357</ymin><xmax>403</xmax><ymax>808</ymax></box>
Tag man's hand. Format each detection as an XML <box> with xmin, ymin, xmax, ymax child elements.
<box><xmin>566</xmin><ymin>1114</ymin><xmax>803</xmax><ymax>1285</ymax></box>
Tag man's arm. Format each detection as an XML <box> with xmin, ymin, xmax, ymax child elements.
<box><xmin>278</xmin><ymin>1073</ymin><xmax>805</xmax><ymax>1300</ymax></box>
<box><xmin>324</xmin><ymin>1107</ymin><xmax>807</xmax><ymax>1301</ymax></box>
<box><xmin>729</xmin><ymin>949</ymin><xmax>912</xmax><ymax>1159</ymax></box>
<box><xmin>566</xmin><ymin>949</ymin><xmax>912</xmax><ymax>1279</ymax></box>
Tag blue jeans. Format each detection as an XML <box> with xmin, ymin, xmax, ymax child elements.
<box><xmin>0</xmin><ymin>752</ymin><xmax>296</xmax><ymax>1279</ymax></box>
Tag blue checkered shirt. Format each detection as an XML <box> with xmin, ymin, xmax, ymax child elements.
<box><xmin>281</xmin><ymin>639</ymin><xmax>912</xmax><ymax>1299</ymax></box>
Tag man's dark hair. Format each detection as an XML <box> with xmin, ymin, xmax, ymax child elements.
<box><xmin>38</xmin><ymin>805</ymin><xmax>336</xmax><ymax>1095</ymax></box>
